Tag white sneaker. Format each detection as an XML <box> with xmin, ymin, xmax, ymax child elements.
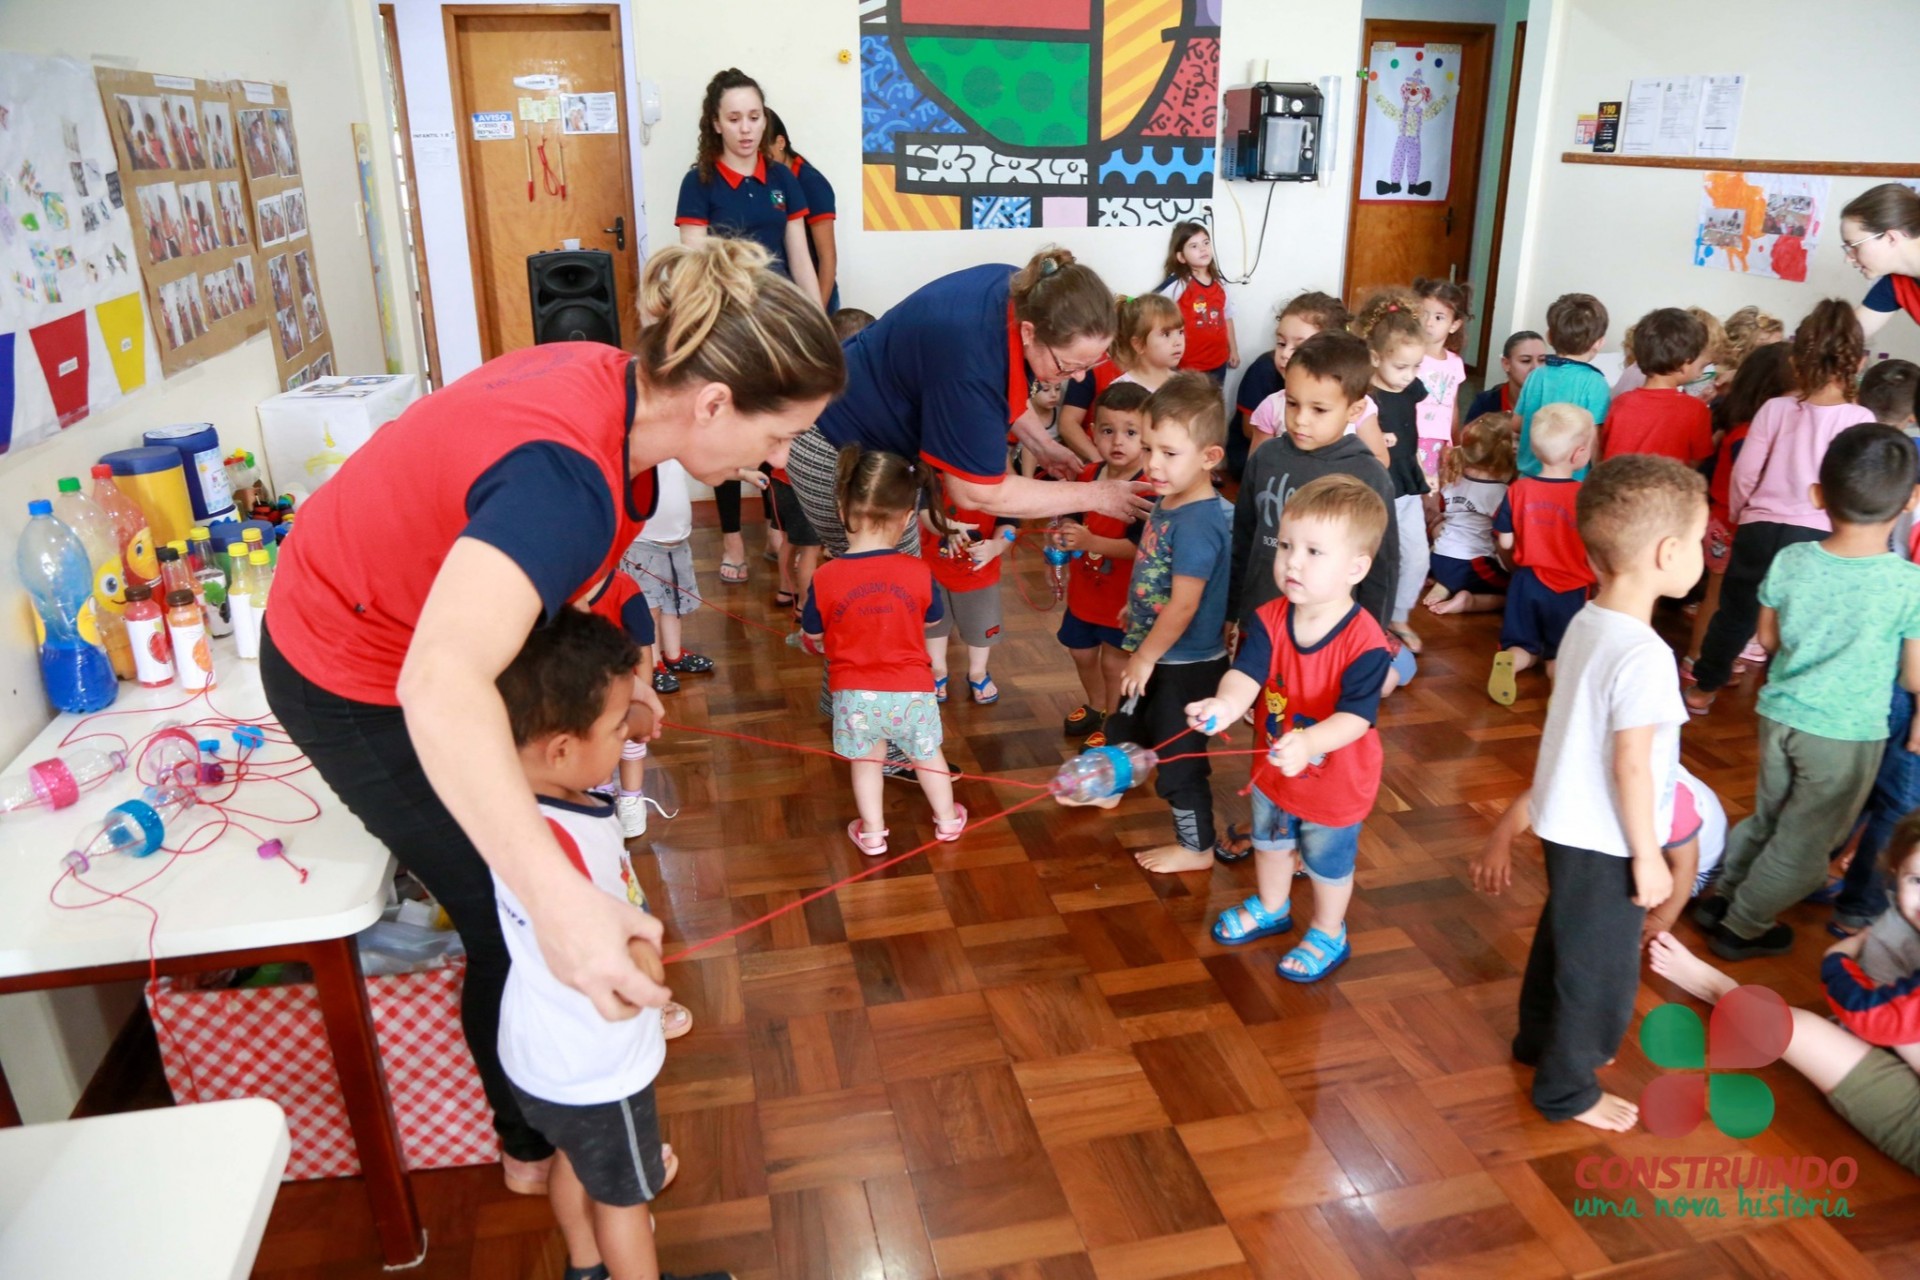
<box><xmin>617</xmin><ymin>793</ymin><xmax>648</xmax><ymax>839</ymax></box>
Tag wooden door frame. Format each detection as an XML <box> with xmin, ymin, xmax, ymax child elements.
<box><xmin>1476</xmin><ymin>20</ymin><xmax>1527</xmax><ymax>372</ymax></box>
<box><xmin>379</xmin><ymin>4</ymin><xmax>442</xmax><ymax>388</ymax></box>
<box><xmin>1341</xmin><ymin>19</ymin><xmax>1496</xmax><ymax>360</ymax></box>
<box><xmin>442</xmin><ymin>3</ymin><xmax>637</xmax><ymax>361</ymax></box>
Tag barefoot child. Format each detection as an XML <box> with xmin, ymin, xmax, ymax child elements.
<box><xmin>1057</xmin><ymin>382</ymin><xmax>1150</xmax><ymax>745</ymax></box>
<box><xmin>1488</xmin><ymin>404</ymin><xmax>1596</xmax><ymax>705</ymax></box>
<box><xmin>1426</xmin><ymin>411</ymin><xmax>1516</xmax><ymax>616</ymax></box>
<box><xmin>1513</xmin><ymin>454</ymin><xmax>1704</xmax><ymax>1132</ymax></box>
<box><xmin>803</xmin><ymin>447</ymin><xmax>970</xmax><ymax>855</ymax></box>
<box><xmin>1186</xmin><ymin>475</ymin><xmax>1393</xmax><ymax>982</ymax></box>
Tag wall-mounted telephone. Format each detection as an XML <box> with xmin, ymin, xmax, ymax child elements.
<box><xmin>1220</xmin><ymin>82</ymin><xmax>1326</xmax><ymax>182</ymax></box>
<box><xmin>637</xmin><ymin>77</ymin><xmax>662</xmax><ymax>144</ymax></box>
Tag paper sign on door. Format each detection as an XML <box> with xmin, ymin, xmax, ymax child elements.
<box><xmin>471</xmin><ymin>112</ymin><xmax>514</xmax><ymax>141</ymax></box>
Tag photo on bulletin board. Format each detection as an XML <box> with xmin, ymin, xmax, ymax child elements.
<box><xmin>222</xmin><ymin>78</ymin><xmax>330</xmax><ymax>386</ymax></box>
<box><xmin>96</xmin><ymin>66</ymin><xmax>267</xmax><ymax>377</ymax></box>
<box><xmin>0</xmin><ymin>52</ymin><xmax>161</xmax><ymax>456</ymax></box>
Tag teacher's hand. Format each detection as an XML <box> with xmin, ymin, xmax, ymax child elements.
<box><xmin>1090</xmin><ymin>478</ymin><xmax>1156</xmax><ymax>523</ymax></box>
<box><xmin>533</xmin><ymin>870</ymin><xmax>670</xmax><ymax>1020</ymax></box>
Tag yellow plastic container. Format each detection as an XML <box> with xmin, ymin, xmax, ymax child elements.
<box><xmin>99</xmin><ymin>446</ymin><xmax>195</xmax><ymax>548</ymax></box>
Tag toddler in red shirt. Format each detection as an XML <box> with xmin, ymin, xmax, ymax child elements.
<box><xmin>1600</xmin><ymin>308</ymin><xmax>1713</xmax><ymax>464</ymax></box>
<box><xmin>1489</xmin><ymin>404</ymin><xmax>1597</xmax><ymax>705</ymax></box>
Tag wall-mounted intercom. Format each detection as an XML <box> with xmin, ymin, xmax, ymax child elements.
<box><xmin>1220</xmin><ymin>82</ymin><xmax>1326</xmax><ymax>182</ymax></box>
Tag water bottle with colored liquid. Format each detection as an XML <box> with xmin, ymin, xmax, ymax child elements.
<box><xmin>121</xmin><ymin>583</ymin><xmax>173</xmax><ymax>688</ymax></box>
<box><xmin>166</xmin><ymin>588</ymin><xmax>214</xmax><ymax>691</ymax></box>
<box><xmin>0</xmin><ymin>745</ymin><xmax>129</xmax><ymax>818</ymax></box>
<box><xmin>51</xmin><ymin>477</ymin><xmax>136</xmax><ymax>681</ymax></box>
<box><xmin>1043</xmin><ymin>518</ymin><xmax>1082</xmax><ymax>601</ymax></box>
<box><xmin>187</xmin><ymin>526</ymin><xmax>232</xmax><ymax>637</ymax></box>
<box><xmin>17</xmin><ymin>500</ymin><xmax>117</xmax><ymax>713</ymax></box>
<box><xmin>62</xmin><ymin>776</ymin><xmax>198</xmax><ymax>873</ymax></box>
<box><xmin>1050</xmin><ymin>743</ymin><xmax>1158</xmax><ymax>804</ymax></box>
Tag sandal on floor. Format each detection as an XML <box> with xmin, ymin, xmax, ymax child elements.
<box><xmin>1063</xmin><ymin>703</ymin><xmax>1104</xmax><ymax>737</ymax></box>
<box><xmin>1213</xmin><ymin>823</ymin><xmax>1255</xmax><ymax>863</ymax></box>
<box><xmin>1684</xmin><ymin>686</ymin><xmax>1715</xmax><ymax>717</ymax></box>
<box><xmin>1277</xmin><ymin>924</ymin><xmax>1350</xmax><ymax>983</ymax></box>
<box><xmin>661</xmin><ymin>1001</ymin><xmax>694</xmax><ymax>1040</ymax></box>
<box><xmin>719</xmin><ymin>560</ymin><xmax>748</xmax><ymax>585</ymax></box>
<box><xmin>1212</xmin><ymin>894</ymin><xmax>1292</xmax><ymax>945</ymax></box>
<box><xmin>934</xmin><ymin>675</ymin><xmax>949</xmax><ymax>704</ymax></box>
<box><xmin>847</xmin><ymin>820</ymin><xmax>890</xmax><ymax>856</ymax></box>
<box><xmin>1487</xmin><ymin>652</ymin><xmax>1517</xmax><ymax>707</ymax></box>
<box><xmin>774</xmin><ymin>590</ymin><xmax>797</xmax><ymax>608</ymax></box>
<box><xmin>934</xmin><ymin>804</ymin><xmax>970</xmax><ymax>842</ymax></box>
<box><xmin>969</xmin><ymin>673</ymin><xmax>999</xmax><ymax>705</ymax></box>
<box><xmin>1084</xmin><ymin>729</ymin><xmax>1107</xmax><ymax>748</ymax></box>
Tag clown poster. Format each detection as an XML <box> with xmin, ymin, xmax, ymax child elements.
<box><xmin>1361</xmin><ymin>42</ymin><xmax>1460</xmax><ymax>202</ymax></box>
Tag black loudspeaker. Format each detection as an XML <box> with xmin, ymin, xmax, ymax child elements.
<box><xmin>527</xmin><ymin>249</ymin><xmax>621</xmax><ymax>346</ymax></box>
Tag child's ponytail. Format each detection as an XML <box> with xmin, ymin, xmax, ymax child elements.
<box><xmin>1349</xmin><ymin>288</ymin><xmax>1426</xmax><ymax>357</ymax></box>
<box><xmin>834</xmin><ymin>444</ymin><xmax>949</xmax><ymax>540</ymax></box>
<box><xmin>1440</xmin><ymin>412</ymin><xmax>1518</xmax><ymax>488</ymax></box>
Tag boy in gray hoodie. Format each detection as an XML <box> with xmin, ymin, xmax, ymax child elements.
<box><xmin>1232</xmin><ymin>331</ymin><xmax>1402</xmax><ymax>628</ymax></box>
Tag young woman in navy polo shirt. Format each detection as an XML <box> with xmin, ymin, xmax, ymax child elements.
<box><xmin>766</xmin><ymin>109</ymin><xmax>839</xmax><ymax>312</ymax></box>
<box><xmin>676</xmin><ymin>68</ymin><xmax>822</xmax><ymax>584</ymax></box>
<box><xmin>261</xmin><ymin>240</ymin><xmax>842</xmax><ymax>1195</ymax></box>
<box><xmin>1846</xmin><ymin>184</ymin><xmax>1920</xmax><ymax>340</ymax></box>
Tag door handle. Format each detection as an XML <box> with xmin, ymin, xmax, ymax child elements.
<box><xmin>1443</xmin><ymin>206</ymin><xmax>1454</xmax><ymax>236</ymax></box>
<box><xmin>603</xmin><ymin>216</ymin><xmax>625</xmax><ymax>251</ymax></box>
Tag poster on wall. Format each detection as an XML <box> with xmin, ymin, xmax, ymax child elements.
<box><xmin>352</xmin><ymin>122</ymin><xmax>405</xmax><ymax>375</ymax></box>
<box><xmin>859</xmin><ymin>0</ymin><xmax>1222</xmax><ymax>231</ymax></box>
<box><xmin>0</xmin><ymin>53</ymin><xmax>160</xmax><ymax>457</ymax></box>
<box><xmin>226</xmin><ymin>80</ymin><xmax>333</xmax><ymax>389</ymax></box>
<box><xmin>95</xmin><ymin>66</ymin><xmax>266</xmax><ymax>378</ymax></box>
<box><xmin>1692</xmin><ymin>170</ymin><xmax>1829</xmax><ymax>283</ymax></box>
<box><xmin>1360</xmin><ymin>42</ymin><xmax>1460</xmax><ymax>202</ymax></box>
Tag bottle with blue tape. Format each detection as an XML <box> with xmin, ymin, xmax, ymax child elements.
<box><xmin>1050</xmin><ymin>743</ymin><xmax>1158</xmax><ymax>804</ymax></box>
<box><xmin>1043</xmin><ymin>518</ymin><xmax>1082</xmax><ymax>601</ymax></box>
<box><xmin>62</xmin><ymin>776</ymin><xmax>197</xmax><ymax>873</ymax></box>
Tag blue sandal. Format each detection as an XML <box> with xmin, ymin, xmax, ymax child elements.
<box><xmin>934</xmin><ymin>676</ymin><xmax>949</xmax><ymax>704</ymax></box>
<box><xmin>1211</xmin><ymin>895</ymin><xmax>1292</xmax><ymax>945</ymax></box>
<box><xmin>1277</xmin><ymin>924</ymin><xmax>1349</xmax><ymax>983</ymax></box>
<box><xmin>969</xmin><ymin>673</ymin><xmax>999</xmax><ymax>705</ymax></box>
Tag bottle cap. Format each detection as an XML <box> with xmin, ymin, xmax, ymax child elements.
<box><xmin>249</xmin><ymin>549</ymin><xmax>271</xmax><ymax>566</ymax></box>
<box><xmin>27</xmin><ymin>498</ymin><xmax>51</xmax><ymax>516</ymax></box>
<box><xmin>165</xmin><ymin>588</ymin><xmax>195</xmax><ymax>608</ymax></box>
<box><xmin>57</xmin><ymin>477</ymin><xmax>80</xmax><ymax>494</ymax></box>
<box><xmin>242</xmin><ymin>529</ymin><xmax>263</xmax><ymax>543</ymax></box>
<box><xmin>198</xmin><ymin>739</ymin><xmax>220</xmax><ymax>753</ymax></box>
<box><xmin>167</xmin><ymin>539</ymin><xmax>188</xmax><ymax>556</ymax></box>
<box><xmin>156</xmin><ymin>545</ymin><xmax>179</xmax><ymax>562</ymax></box>
<box><xmin>90</xmin><ymin>463</ymin><xmax>113</xmax><ymax>479</ymax></box>
<box><xmin>189</xmin><ymin>526</ymin><xmax>210</xmax><ymax>541</ymax></box>
<box><xmin>125</xmin><ymin>583</ymin><xmax>152</xmax><ymax>601</ymax></box>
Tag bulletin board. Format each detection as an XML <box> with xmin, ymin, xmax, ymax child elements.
<box><xmin>0</xmin><ymin>53</ymin><xmax>160</xmax><ymax>458</ymax></box>
<box><xmin>228</xmin><ymin>79</ymin><xmax>333</xmax><ymax>389</ymax></box>
<box><xmin>95</xmin><ymin>67</ymin><xmax>265</xmax><ymax>378</ymax></box>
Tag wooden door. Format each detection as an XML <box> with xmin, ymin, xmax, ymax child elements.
<box><xmin>380</xmin><ymin>4</ymin><xmax>442</xmax><ymax>387</ymax></box>
<box><xmin>1342</xmin><ymin>21</ymin><xmax>1495</xmax><ymax>328</ymax></box>
<box><xmin>444</xmin><ymin>5</ymin><xmax>636</xmax><ymax>360</ymax></box>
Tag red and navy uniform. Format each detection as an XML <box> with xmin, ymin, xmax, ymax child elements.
<box><xmin>1234</xmin><ymin>598</ymin><xmax>1391</xmax><ymax>828</ymax></box>
<box><xmin>1066</xmin><ymin>461</ymin><xmax>1144</xmax><ymax>629</ymax></box>
<box><xmin>816</xmin><ymin>264</ymin><xmax>1029</xmax><ymax>487</ymax></box>
<box><xmin>802</xmin><ymin>550</ymin><xmax>945</xmax><ymax>692</ymax></box>
<box><xmin>674</xmin><ymin>155</ymin><xmax>808</xmax><ymax>277</ymax></box>
<box><xmin>1465</xmin><ymin>381</ymin><xmax>1516</xmax><ymax>423</ymax></box>
<box><xmin>1864</xmin><ymin>273</ymin><xmax>1920</xmax><ymax>327</ymax></box>
<box><xmin>1823</xmin><ymin>951</ymin><xmax>1920</xmax><ymax>1047</ymax></box>
<box><xmin>1062</xmin><ymin>357</ymin><xmax>1126</xmax><ymax>415</ymax></box>
<box><xmin>1707</xmin><ymin>419</ymin><xmax>1754</xmax><ymax>526</ymax></box>
<box><xmin>1494</xmin><ymin>477</ymin><xmax>1593</xmax><ymax>593</ymax></box>
<box><xmin>785</xmin><ymin>153</ymin><xmax>838</xmax><ymax>310</ymax></box>
<box><xmin>1601</xmin><ymin>388</ymin><xmax>1713</xmax><ymax>465</ymax></box>
<box><xmin>1169</xmin><ymin>275</ymin><xmax>1231</xmax><ymax>372</ymax></box>
<box><xmin>585</xmin><ymin>570</ymin><xmax>654</xmax><ymax>648</ymax></box>
<box><xmin>920</xmin><ymin>499</ymin><xmax>1017</xmax><ymax>594</ymax></box>
<box><xmin>270</xmin><ymin>343</ymin><xmax>658</xmax><ymax>706</ymax></box>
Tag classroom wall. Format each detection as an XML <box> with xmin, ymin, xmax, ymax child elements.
<box><xmin>0</xmin><ymin>0</ymin><xmax>411</xmax><ymax>1123</ymax></box>
<box><xmin>1489</xmin><ymin>0</ymin><xmax>1920</xmax><ymax>366</ymax></box>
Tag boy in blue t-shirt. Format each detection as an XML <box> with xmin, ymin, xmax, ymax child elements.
<box><xmin>1095</xmin><ymin>373</ymin><xmax>1233</xmax><ymax>873</ymax></box>
<box><xmin>1515</xmin><ymin>293</ymin><xmax>1610</xmax><ymax>477</ymax></box>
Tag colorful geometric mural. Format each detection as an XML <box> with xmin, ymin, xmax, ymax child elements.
<box><xmin>860</xmin><ymin>0</ymin><xmax>1221</xmax><ymax>231</ymax></box>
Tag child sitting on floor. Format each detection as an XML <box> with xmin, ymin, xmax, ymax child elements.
<box><xmin>1426</xmin><ymin>411</ymin><xmax>1516</xmax><ymax>616</ymax></box>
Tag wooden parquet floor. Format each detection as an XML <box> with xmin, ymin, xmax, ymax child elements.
<box><xmin>126</xmin><ymin>514</ymin><xmax>1920</xmax><ymax>1278</ymax></box>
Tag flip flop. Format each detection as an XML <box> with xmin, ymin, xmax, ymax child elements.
<box><xmin>1277</xmin><ymin>924</ymin><xmax>1350</xmax><ymax>983</ymax></box>
<box><xmin>1212</xmin><ymin>894</ymin><xmax>1292</xmax><ymax>945</ymax></box>
<box><xmin>934</xmin><ymin>675</ymin><xmax>949</xmax><ymax>704</ymax></box>
<box><xmin>969</xmin><ymin>673</ymin><xmax>999</xmax><ymax>705</ymax></box>
<box><xmin>1487</xmin><ymin>651</ymin><xmax>1517</xmax><ymax>706</ymax></box>
<box><xmin>773</xmin><ymin>590</ymin><xmax>797</xmax><ymax>608</ymax></box>
<box><xmin>719</xmin><ymin>560</ymin><xmax>748</xmax><ymax>585</ymax></box>
<box><xmin>1213</xmin><ymin>823</ymin><xmax>1255</xmax><ymax>863</ymax></box>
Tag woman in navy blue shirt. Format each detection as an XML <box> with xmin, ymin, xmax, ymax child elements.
<box><xmin>1845</xmin><ymin>184</ymin><xmax>1920</xmax><ymax>341</ymax></box>
<box><xmin>765</xmin><ymin>109</ymin><xmax>839</xmax><ymax>312</ymax></box>
<box><xmin>678</xmin><ymin>68</ymin><xmax>822</xmax><ymax>582</ymax></box>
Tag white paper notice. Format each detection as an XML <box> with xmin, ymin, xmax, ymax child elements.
<box><xmin>1694</xmin><ymin>74</ymin><xmax>1746</xmax><ymax>158</ymax></box>
<box><xmin>412</xmin><ymin>129</ymin><xmax>455</xmax><ymax>168</ymax></box>
<box><xmin>561</xmin><ymin>92</ymin><xmax>620</xmax><ymax>135</ymax></box>
<box><xmin>471</xmin><ymin>111</ymin><xmax>514</xmax><ymax>141</ymax></box>
<box><xmin>1622</xmin><ymin>78</ymin><xmax>1664</xmax><ymax>156</ymax></box>
<box><xmin>1655</xmin><ymin>76</ymin><xmax>1704</xmax><ymax>156</ymax></box>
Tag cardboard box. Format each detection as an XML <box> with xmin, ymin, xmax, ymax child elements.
<box><xmin>255</xmin><ymin>374</ymin><xmax>419</xmax><ymax>499</ymax></box>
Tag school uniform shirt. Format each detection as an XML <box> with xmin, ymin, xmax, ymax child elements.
<box><xmin>1123</xmin><ymin>495</ymin><xmax>1230</xmax><ymax>662</ymax></box>
<box><xmin>1600</xmin><ymin>388</ymin><xmax>1713</xmax><ymax>465</ymax></box>
<box><xmin>584</xmin><ymin>569</ymin><xmax>655</xmax><ymax>648</ymax></box>
<box><xmin>1062</xmin><ymin>358</ymin><xmax>1125</xmax><ymax>413</ymax></box>
<box><xmin>1514</xmin><ymin>357</ymin><xmax>1610</xmax><ymax>477</ymax></box>
<box><xmin>921</xmin><ymin>499</ymin><xmax>1017</xmax><ymax>592</ymax></box>
<box><xmin>1067</xmin><ymin>462</ymin><xmax>1146</xmax><ymax>628</ymax></box>
<box><xmin>1707</xmin><ymin>420</ymin><xmax>1753</xmax><ymax>525</ymax></box>
<box><xmin>1494</xmin><ymin>477</ymin><xmax>1593</xmax><ymax>593</ymax></box>
<box><xmin>817</xmin><ymin>264</ymin><xmax>1032</xmax><ymax>486</ymax></box>
<box><xmin>1234</xmin><ymin>352</ymin><xmax>1284</xmax><ymax>429</ymax></box>
<box><xmin>1360</xmin><ymin>382</ymin><xmax>1430</xmax><ymax>498</ymax></box>
<box><xmin>496</xmin><ymin>797</ymin><xmax>664</xmax><ymax>1105</ymax></box>
<box><xmin>1669</xmin><ymin>766</ymin><xmax>1727</xmax><ymax>893</ymax></box>
<box><xmin>1235</xmin><ymin>598</ymin><xmax>1390</xmax><ymax>827</ymax></box>
<box><xmin>786</xmin><ymin>153</ymin><xmax>837</xmax><ymax>305</ymax></box>
<box><xmin>802</xmin><ymin>549</ymin><xmax>945</xmax><ymax>692</ymax></box>
<box><xmin>1530</xmin><ymin>603</ymin><xmax>1685</xmax><ymax>858</ymax></box>
<box><xmin>1432</xmin><ymin>475</ymin><xmax>1511</xmax><ymax>561</ymax></box>
<box><xmin>1415</xmin><ymin>351</ymin><xmax>1466</xmax><ymax>443</ymax></box>
<box><xmin>1464</xmin><ymin>381</ymin><xmax>1515</xmax><ymax>424</ymax></box>
<box><xmin>1863</xmin><ymin>273</ymin><xmax>1920</xmax><ymax>327</ymax></box>
<box><xmin>1157</xmin><ymin>274</ymin><xmax>1233</xmax><ymax>371</ymax></box>
<box><xmin>269</xmin><ymin>344</ymin><xmax>659</xmax><ymax>706</ymax></box>
<box><xmin>674</xmin><ymin>155</ymin><xmax>808</xmax><ymax>276</ymax></box>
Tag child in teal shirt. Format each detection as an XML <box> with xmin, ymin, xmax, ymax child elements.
<box><xmin>1515</xmin><ymin>293</ymin><xmax>1610</xmax><ymax>477</ymax></box>
<box><xmin>1695</xmin><ymin>425</ymin><xmax>1920</xmax><ymax>959</ymax></box>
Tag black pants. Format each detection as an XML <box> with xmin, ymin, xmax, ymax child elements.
<box><xmin>1106</xmin><ymin>656</ymin><xmax>1228</xmax><ymax>851</ymax></box>
<box><xmin>1694</xmin><ymin>520</ymin><xmax>1824</xmax><ymax>692</ymax></box>
<box><xmin>1513</xmin><ymin>839</ymin><xmax>1645</xmax><ymax>1121</ymax></box>
<box><xmin>714</xmin><ymin>479</ymin><xmax>742</xmax><ymax>536</ymax></box>
<box><xmin>260</xmin><ymin>624</ymin><xmax>552</xmax><ymax>1161</ymax></box>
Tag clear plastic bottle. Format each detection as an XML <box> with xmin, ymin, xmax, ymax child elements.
<box><xmin>229</xmin><ymin>549</ymin><xmax>260</xmax><ymax>659</ymax></box>
<box><xmin>1043</xmin><ymin>518</ymin><xmax>1081</xmax><ymax>601</ymax></box>
<box><xmin>1049</xmin><ymin>743</ymin><xmax>1158</xmax><ymax>803</ymax></box>
<box><xmin>140</xmin><ymin>725</ymin><xmax>201</xmax><ymax>789</ymax></box>
<box><xmin>62</xmin><ymin>777</ymin><xmax>197</xmax><ymax>873</ymax></box>
<box><xmin>51</xmin><ymin>477</ymin><xmax>135</xmax><ymax>681</ymax></box>
<box><xmin>235</xmin><ymin>548</ymin><xmax>273</xmax><ymax>662</ymax></box>
<box><xmin>18</xmin><ymin>500</ymin><xmax>117</xmax><ymax>714</ymax></box>
<box><xmin>122</xmin><ymin>583</ymin><xmax>174</xmax><ymax>688</ymax></box>
<box><xmin>187</xmin><ymin>526</ymin><xmax>232</xmax><ymax>637</ymax></box>
<box><xmin>0</xmin><ymin>745</ymin><xmax>129</xmax><ymax>818</ymax></box>
<box><xmin>167</xmin><ymin>587</ymin><xmax>214</xmax><ymax>691</ymax></box>
<box><xmin>90</xmin><ymin>464</ymin><xmax>157</xmax><ymax>593</ymax></box>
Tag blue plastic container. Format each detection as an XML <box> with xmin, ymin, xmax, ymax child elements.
<box><xmin>143</xmin><ymin>423</ymin><xmax>236</xmax><ymax>525</ymax></box>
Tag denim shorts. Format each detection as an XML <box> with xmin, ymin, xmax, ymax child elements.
<box><xmin>832</xmin><ymin>689</ymin><xmax>944</xmax><ymax>761</ymax></box>
<box><xmin>1250</xmin><ymin>788</ymin><xmax>1360</xmax><ymax>883</ymax></box>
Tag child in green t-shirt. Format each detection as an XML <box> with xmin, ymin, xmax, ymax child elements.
<box><xmin>1695</xmin><ymin>424</ymin><xmax>1920</xmax><ymax>960</ymax></box>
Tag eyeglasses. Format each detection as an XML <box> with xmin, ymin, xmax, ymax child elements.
<box><xmin>1842</xmin><ymin>228</ymin><xmax>1889</xmax><ymax>258</ymax></box>
<box><xmin>1046</xmin><ymin>344</ymin><xmax>1097</xmax><ymax>378</ymax></box>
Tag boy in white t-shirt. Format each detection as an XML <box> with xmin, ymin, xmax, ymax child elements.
<box><xmin>622</xmin><ymin>460</ymin><xmax>765</xmax><ymax>695</ymax></box>
<box><xmin>493</xmin><ymin>609</ymin><xmax>727</xmax><ymax>1280</ymax></box>
<box><xmin>1510</xmin><ymin>455</ymin><xmax>1706</xmax><ymax>1133</ymax></box>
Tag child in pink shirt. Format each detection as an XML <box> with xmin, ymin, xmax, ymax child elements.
<box><xmin>1412</xmin><ymin>277</ymin><xmax>1471</xmax><ymax>483</ymax></box>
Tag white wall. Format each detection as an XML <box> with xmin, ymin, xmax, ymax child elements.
<box><xmin>388</xmin><ymin>0</ymin><xmax>654</xmax><ymax>382</ymax></box>
<box><xmin>0</xmin><ymin>0</ymin><xmax>413</xmax><ymax>1123</ymax></box>
<box><xmin>1490</xmin><ymin>0</ymin><xmax>1920</xmax><ymax>365</ymax></box>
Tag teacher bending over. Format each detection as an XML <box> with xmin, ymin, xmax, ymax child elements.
<box><xmin>260</xmin><ymin>239</ymin><xmax>843</xmax><ymax>1190</ymax></box>
<box><xmin>786</xmin><ymin>248</ymin><xmax>1154</xmax><ymax>555</ymax></box>
<box><xmin>1846</xmin><ymin>183</ymin><xmax>1920</xmax><ymax>340</ymax></box>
